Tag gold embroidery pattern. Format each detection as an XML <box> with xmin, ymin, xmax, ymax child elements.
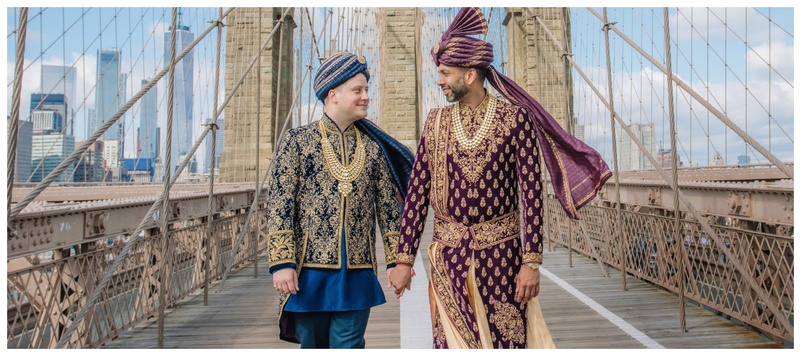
<box><xmin>471</xmin><ymin>213</ymin><xmax>519</xmax><ymax>249</ymax></box>
<box><xmin>433</xmin><ymin>212</ymin><xmax>519</xmax><ymax>251</ymax></box>
<box><xmin>429</xmin><ymin>242</ymin><xmax>481</xmax><ymax>348</ymax></box>
<box><xmin>430</xmin><ymin>108</ymin><xmax>450</xmax><ymax>216</ymax></box>
<box><xmin>432</xmin><ymin>312</ymin><xmax>447</xmax><ymax>348</ymax></box>
<box><xmin>382</xmin><ymin>231</ymin><xmax>400</xmax><ymax>266</ymax></box>
<box><xmin>488</xmin><ymin>298</ymin><xmax>526</xmax><ymax>345</ymax></box>
<box><xmin>522</xmin><ymin>252</ymin><xmax>543</xmax><ymax>265</ymax></box>
<box><xmin>396</xmin><ymin>253</ymin><xmax>416</xmax><ymax>266</ymax></box>
<box><xmin>265</xmin><ymin>118</ymin><xmax>401</xmax><ymax>271</ymax></box>
<box><xmin>432</xmin><ymin>215</ymin><xmax>467</xmax><ymax>248</ymax></box>
<box><xmin>267</xmin><ymin>230</ymin><xmax>295</xmax><ymax>267</ymax></box>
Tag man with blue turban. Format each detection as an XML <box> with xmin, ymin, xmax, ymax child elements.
<box><xmin>265</xmin><ymin>50</ymin><xmax>413</xmax><ymax>348</ymax></box>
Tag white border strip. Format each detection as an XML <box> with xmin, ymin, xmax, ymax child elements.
<box><xmin>400</xmin><ymin>253</ymin><xmax>433</xmax><ymax>348</ymax></box>
<box><xmin>540</xmin><ymin>267</ymin><xmax>665</xmax><ymax>349</ymax></box>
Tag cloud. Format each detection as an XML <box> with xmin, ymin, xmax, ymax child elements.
<box><xmin>749</xmin><ymin>41</ymin><xmax>794</xmax><ymax>84</ymax></box>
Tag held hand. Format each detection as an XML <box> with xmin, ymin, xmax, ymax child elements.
<box><xmin>387</xmin><ymin>264</ymin><xmax>413</xmax><ymax>299</ymax></box>
<box><xmin>386</xmin><ymin>267</ymin><xmax>395</xmax><ymax>288</ymax></box>
<box><xmin>272</xmin><ymin>268</ymin><xmax>299</xmax><ymax>295</ymax></box>
<box><xmin>514</xmin><ymin>265</ymin><xmax>540</xmax><ymax>304</ymax></box>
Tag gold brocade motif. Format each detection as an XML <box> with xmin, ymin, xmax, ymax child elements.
<box><xmin>265</xmin><ymin>117</ymin><xmax>401</xmax><ymax>271</ymax></box>
<box><xmin>432</xmin><ymin>212</ymin><xmax>519</xmax><ymax>250</ymax></box>
<box><xmin>488</xmin><ymin>299</ymin><xmax>526</xmax><ymax>345</ymax></box>
<box><xmin>267</xmin><ymin>230</ymin><xmax>296</xmax><ymax>266</ymax></box>
<box><xmin>429</xmin><ymin>242</ymin><xmax>481</xmax><ymax>348</ymax></box>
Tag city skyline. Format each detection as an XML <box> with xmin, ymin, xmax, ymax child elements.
<box><xmin>5</xmin><ymin>7</ymin><xmax>795</xmax><ymax>181</ymax></box>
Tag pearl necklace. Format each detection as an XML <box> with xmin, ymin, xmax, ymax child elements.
<box><xmin>451</xmin><ymin>95</ymin><xmax>497</xmax><ymax>150</ymax></box>
<box><xmin>318</xmin><ymin>120</ymin><xmax>366</xmax><ymax>197</ymax></box>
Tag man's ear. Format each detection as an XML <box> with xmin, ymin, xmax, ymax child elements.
<box><xmin>464</xmin><ymin>68</ymin><xmax>477</xmax><ymax>86</ymax></box>
<box><xmin>328</xmin><ymin>89</ymin><xmax>337</xmax><ymax>104</ymax></box>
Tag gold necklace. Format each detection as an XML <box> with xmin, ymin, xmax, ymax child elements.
<box><xmin>452</xmin><ymin>95</ymin><xmax>497</xmax><ymax>150</ymax></box>
<box><xmin>318</xmin><ymin>120</ymin><xmax>366</xmax><ymax>197</ymax></box>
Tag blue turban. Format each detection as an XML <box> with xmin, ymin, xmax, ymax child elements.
<box><xmin>313</xmin><ymin>51</ymin><xmax>370</xmax><ymax>101</ymax></box>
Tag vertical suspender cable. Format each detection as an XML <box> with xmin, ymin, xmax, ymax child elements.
<box><xmin>254</xmin><ymin>7</ymin><xmax>263</xmax><ymax>278</ymax></box>
<box><xmin>603</xmin><ymin>7</ymin><xmax>628</xmax><ymax>291</ymax></box>
<box><xmin>8</xmin><ymin>8</ymin><xmax>27</xmax><ymax>237</ymax></box>
<box><xmin>663</xmin><ymin>7</ymin><xmax>687</xmax><ymax>333</ymax></box>
<box><xmin>204</xmin><ymin>7</ymin><xmax>224</xmax><ymax>306</ymax></box>
<box><xmin>157</xmin><ymin>8</ymin><xmax>178</xmax><ymax>348</ymax></box>
<box><xmin>602</xmin><ymin>8</ymin><xmax>627</xmax><ymax>291</ymax></box>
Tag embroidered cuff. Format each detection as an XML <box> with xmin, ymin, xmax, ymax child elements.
<box><xmin>396</xmin><ymin>253</ymin><xmax>415</xmax><ymax>266</ymax></box>
<box><xmin>383</xmin><ymin>231</ymin><xmax>400</xmax><ymax>265</ymax></box>
<box><xmin>268</xmin><ymin>230</ymin><xmax>296</xmax><ymax>267</ymax></box>
<box><xmin>522</xmin><ymin>252</ymin><xmax>543</xmax><ymax>265</ymax></box>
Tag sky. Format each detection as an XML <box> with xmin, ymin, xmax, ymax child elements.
<box><xmin>3</xmin><ymin>3</ymin><xmax>797</xmax><ymax>176</ymax></box>
<box><xmin>569</xmin><ymin>7</ymin><xmax>794</xmax><ymax>167</ymax></box>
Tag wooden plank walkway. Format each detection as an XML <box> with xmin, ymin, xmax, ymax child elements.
<box><xmin>103</xmin><ymin>213</ymin><xmax>782</xmax><ymax>349</ymax></box>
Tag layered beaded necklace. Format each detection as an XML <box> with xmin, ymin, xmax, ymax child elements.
<box><xmin>318</xmin><ymin>119</ymin><xmax>366</xmax><ymax>197</ymax></box>
<box><xmin>451</xmin><ymin>94</ymin><xmax>497</xmax><ymax>150</ymax></box>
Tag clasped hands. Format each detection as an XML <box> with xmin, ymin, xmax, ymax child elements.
<box><xmin>387</xmin><ymin>264</ymin><xmax>415</xmax><ymax>299</ymax></box>
<box><xmin>274</xmin><ymin>263</ymin><xmax>539</xmax><ymax>303</ymax></box>
<box><xmin>272</xmin><ymin>266</ymin><xmax>416</xmax><ymax>297</ymax></box>
<box><xmin>385</xmin><ymin>263</ymin><xmax>540</xmax><ymax>303</ymax></box>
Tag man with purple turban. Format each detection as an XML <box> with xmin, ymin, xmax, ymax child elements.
<box><xmin>388</xmin><ymin>8</ymin><xmax>611</xmax><ymax>348</ymax></box>
<box><xmin>266</xmin><ymin>50</ymin><xmax>413</xmax><ymax>348</ymax></box>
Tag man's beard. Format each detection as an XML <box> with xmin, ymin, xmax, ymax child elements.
<box><xmin>444</xmin><ymin>77</ymin><xmax>468</xmax><ymax>102</ymax></box>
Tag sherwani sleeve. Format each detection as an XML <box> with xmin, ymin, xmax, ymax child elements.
<box><xmin>266</xmin><ymin>131</ymin><xmax>300</xmax><ymax>272</ymax></box>
<box><xmin>374</xmin><ymin>147</ymin><xmax>402</xmax><ymax>269</ymax></box>
<box><xmin>396</xmin><ymin>114</ymin><xmax>434</xmax><ymax>266</ymax></box>
<box><xmin>515</xmin><ymin>108</ymin><xmax>544</xmax><ymax>265</ymax></box>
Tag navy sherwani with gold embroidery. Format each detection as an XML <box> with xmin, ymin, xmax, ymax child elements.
<box><xmin>266</xmin><ymin>115</ymin><xmax>401</xmax><ymax>342</ymax></box>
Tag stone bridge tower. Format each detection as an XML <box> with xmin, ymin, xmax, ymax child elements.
<box><xmin>219</xmin><ymin>8</ymin><xmax>571</xmax><ymax>182</ymax></box>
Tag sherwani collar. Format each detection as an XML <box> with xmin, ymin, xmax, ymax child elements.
<box><xmin>458</xmin><ymin>88</ymin><xmax>491</xmax><ymax>115</ymax></box>
<box><xmin>322</xmin><ymin>113</ymin><xmax>357</xmax><ymax>136</ymax></box>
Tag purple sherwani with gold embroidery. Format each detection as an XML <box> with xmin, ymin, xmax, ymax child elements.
<box><xmin>397</xmin><ymin>95</ymin><xmax>548</xmax><ymax>348</ymax></box>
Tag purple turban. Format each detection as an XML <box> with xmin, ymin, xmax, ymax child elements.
<box><xmin>434</xmin><ymin>7</ymin><xmax>612</xmax><ymax>220</ymax></box>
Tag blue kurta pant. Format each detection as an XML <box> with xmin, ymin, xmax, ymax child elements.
<box><xmin>284</xmin><ymin>230</ymin><xmax>385</xmax><ymax>348</ymax></box>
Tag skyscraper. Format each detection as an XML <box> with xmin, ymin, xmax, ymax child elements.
<box><xmin>618</xmin><ymin>123</ymin><xmax>657</xmax><ymax>171</ymax></box>
<box><xmin>164</xmin><ymin>9</ymin><xmax>194</xmax><ymax>176</ymax></box>
<box><xmin>138</xmin><ymin>78</ymin><xmax>159</xmax><ymax>160</ymax></box>
<box><xmin>30</xmin><ymin>93</ymin><xmax>67</xmax><ymax>134</ymax></box>
<box><xmin>95</xmin><ymin>49</ymin><xmax>123</xmax><ymax>139</ymax></box>
<box><xmin>204</xmin><ymin>118</ymin><xmax>224</xmax><ymax>173</ymax></box>
<box><xmin>95</xmin><ymin>48</ymin><xmax>126</xmax><ymax>168</ymax></box>
<box><xmin>31</xmin><ymin>134</ymin><xmax>75</xmax><ymax>183</ymax></box>
<box><xmin>41</xmin><ymin>65</ymin><xmax>76</xmax><ymax>136</ymax></box>
<box><xmin>7</xmin><ymin>118</ymin><xmax>32</xmax><ymax>183</ymax></box>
